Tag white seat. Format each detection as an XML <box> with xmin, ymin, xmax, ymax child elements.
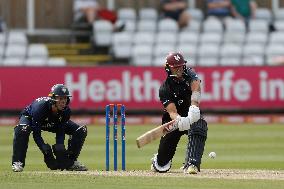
<box><xmin>200</xmin><ymin>33</ymin><xmax>222</xmax><ymax>44</ymax></box>
<box><xmin>203</xmin><ymin>17</ymin><xmax>223</xmax><ymax>33</ymax></box>
<box><xmin>2</xmin><ymin>57</ymin><xmax>24</xmax><ymax>66</ymax></box>
<box><xmin>186</xmin><ymin>59</ymin><xmax>196</xmax><ymax>67</ymax></box>
<box><xmin>274</xmin><ymin>21</ymin><xmax>284</xmax><ymax>31</ymax></box>
<box><xmin>219</xmin><ymin>44</ymin><xmax>242</xmax><ymax>66</ymax></box>
<box><xmin>131</xmin><ymin>44</ymin><xmax>153</xmax><ymax>66</ymax></box>
<box><xmin>242</xmin><ymin>44</ymin><xmax>265</xmax><ymax>66</ymax></box>
<box><xmin>154</xmin><ymin>44</ymin><xmax>176</xmax><ymax>58</ymax></box>
<box><xmin>5</xmin><ymin>44</ymin><xmax>26</xmax><ymax>58</ymax></box>
<box><xmin>178</xmin><ymin>31</ymin><xmax>199</xmax><ymax>46</ymax></box>
<box><xmin>116</xmin><ymin>20</ymin><xmax>136</xmax><ymax>33</ymax></box>
<box><xmin>158</xmin><ymin>18</ymin><xmax>179</xmax><ymax>33</ymax></box>
<box><xmin>0</xmin><ymin>33</ymin><xmax>6</xmax><ymax>45</ymax></box>
<box><xmin>223</xmin><ymin>32</ymin><xmax>245</xmax><ymax>44</ymax></box>
<box><xmin>112</xmin><ymin>32</ymin><xmax>133</xmax><ymax>59</ymax></box>
<box><xmin>225</xmin><ymin>18</ymin><xmax>246</xmax><ymax>33</ymax></box>
<box><xmin>7</xmin><ymin>31</ymin><xmax>28</xmax><ymax>45</ymax></box>
<box><xmin>198</xmin><ymin>44</ymin><xmax>219</xmax><ymax>57</ymax></box>
<box><xmin>220</xmin><ymin>44</ymin><xmax>242</xmax><ymax>58</ymax></box>
<box><xmin>137</xmin><ymin>20</ymin><xmax>157</xmax><ymax>32</ymax></box>
<box><xmin>188</xmin><ymin>8</ymin><xmax>204</xmax><ymax>21</ymax></box>
<box><xmin>0</xmin><ymin>45</ymin><xmax>5</xmax><ymax>58</ymax></box>
<box><xmin>243</xmin><ymin>44</ymin><xmax>265</xmax><ymax>56</ymax></box>
<box><xmin>176</xmin><ymin>44</ymin><xmax>197</xmax><ymax>58</ymax></box>
<box><xmin>153</xmin><ymin>44</ymin><xmax>176</xmax><ymax>66</ymax></box>
<box><xmin>24</xmin><ymin>57</ymin><xmax>47</xmax><ymax>66</ymax></box>
<box><xmin>274</xmin><ymin>8</ymin><xmax>284</xmax><ymax>20</ymax></box>
<box><xmin>93</xmin><ymin>20</ymin><xmax>113</xmax><ymax>46</ymax></box>
<box><xmin>242</xmin><ymin>56</ymin><xmax>264</xmax><ymax>66</ymax></box>
<box><xmin>176</xmin><ymin>44</ymin><xmax>197</xmax><ymax>66</ymax></box>
<box><xmin>269</xmin><ymin>32</ymin><xmax>284</xmax><ymax>44</ymax></box>
<box><xmin>198</xmin><ymin>44</ymin><xmax>219</xmax><ymax>66</ymax></box>
<box><xmin>139</xmin><ymin>8</ymin><xmax>158</xmax><ymax>21</ymax></box>
<box><xmin>133</xmin><ymin>32</ymin><xmax>155</xmax><ymax>45</ymax></box>
<box><xmin>220</xmin><ymin>57</ymin><xmax>241</xmax><ymax>66</ymax></box>
<box><xmin>246</xmin><ymin>32</ymin><xmax>267</xmax><ymax>45</ymax></box>
<box><xmin>249</xmin><ymin>20</ymin><xmax>268</xmax><ymax>33</ymax></box>
<box><xmin>118</xmin><ymin>8</ymin><xmax>136</xmax><ymax>21</ymax></box>
<box><xmin>255</xmin><ymin>8</ymin><xmax>272</xmax><ymax>22</ymax></box>
<box><xmin>156</xmin><ymin>32</ymin><xmax>177</xmax><ymax>45</ymax></box>
<box><xmin>27</xmin><ymin>44</ymin><xmax>48</xmax><ymax>58</ymax></box>
<box><xmin>198</xmin><ymin>57</ymin><xmax>219</xmax><ymax>66</ymax></box>
<box><xmin>182</xmin><ymin>20</ymin><xmax>201</xmax><ymax>32</ymax></box>
<box><xmin>47</xmin><ymin>57</ymin><xmax>67</xmax><ymax>66</ymax></box>
<box><xmin>153</xmin><ymin>56</ymin><xmax>167</xmax><ymax>66</ymax></box>
<box><xmin>265</xmin><ymin>44</ymin><xmax>284</xmax><ymax>56</ymax></box>
<box><xmin>265</xmin><ymin>44</ymin><xmax>284</xmax><ymax>65</ymax></box>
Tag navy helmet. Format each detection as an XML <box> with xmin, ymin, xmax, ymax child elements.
<box><xmin>48</xmin><ymin>84</ymin><xmax>71</xmax><ymax>104</ymax></box>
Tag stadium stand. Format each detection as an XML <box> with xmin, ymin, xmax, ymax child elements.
<box><xmin>0</xmin><ymin>1</ymin><xmax>283</xmax><ymax>67</ymax></box>
<box><xmin>0</xmin><ymin>31</ymin><xmax>67</xmax><ymax>67</ymax></box>
<box><xmin>101</xmin><ymin>3</ymin><xmax>283</xmax><ymax>67</ymax></box>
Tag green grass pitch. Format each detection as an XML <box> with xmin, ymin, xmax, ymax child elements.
<box><xmin>1</xmin><ymin>123</ymin><xmax>284</xmax><ymax>188</ymax></box>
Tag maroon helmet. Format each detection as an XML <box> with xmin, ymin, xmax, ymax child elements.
<box><xmin>165</xmin><ymin>52</ymin><xmax>186</xmax><ymax>68</ymax></box>
<box><xmin>165</xmin><ymin>52</ymin><xmax>187</xmax><ymax>77</ymax></box>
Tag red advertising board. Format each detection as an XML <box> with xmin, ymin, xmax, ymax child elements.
<box><xmin>0</xmin><ymin>66</ymin><xmax>283</xmax><ymax>111</ymax></box>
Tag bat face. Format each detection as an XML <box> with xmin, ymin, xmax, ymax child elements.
<box><xmin>136</xmin><ymin>120</ymin><xmax>176</xmax><ymax>148</ymax></box>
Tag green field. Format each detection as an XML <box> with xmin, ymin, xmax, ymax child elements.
<box><xmin>1</xmin><ymin>124</ymin><xmax>284</xmax><ymax>189</ymax></box>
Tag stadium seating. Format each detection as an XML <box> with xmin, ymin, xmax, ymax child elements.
<box><xmin>178</xmin><ymin>31</ymin><xmax>199</xmax><ymax>46</ymax></box>
<box><xmin>137</xmin><ymin>20</ymin><xmax>157</xmax><ymax>33</ymax></box>
<box><xmin>153</xmin><ymin>44</ymin><xmax>175</xmax><ymax>66</ymax></box>
<box><xmin>24</xmin><ymin>57</ymin><xmax>47</xmax><ymax>66</ymax></box>
<box><xmin>203</xmin><ymin>17</ymin><xmax>223</xmax><ymax>33</ymax></box>
<box><xmin>243</xmin><ymin>44</ymin><xmax>265</xmax><ymax>66</ymax></box>
<box><xmin>255</xmin><ymin>8</ymin><xmax>272</xmax><ymax>22</ymax></box>
<box><xmin>27</xmin><ymin>44</ymin><xmax>49</xmax><ymax>58</ymax></box>
<box><xmin>138</xmin><ymin>8</ymin><xmax>158</xmax><ymax>21</ymax></box>
<box><xmin>118</xmin><ymin>8</ymin><xmax>136</xmax><ymax>21</ymax></box>
<box><xmin>131</xmin><ymin>44</ymin><xmax>153</xmax><ymax>66</ymax></box>
<box><xmin>93</xmin><ymin>20</ymin><xmax>113</xmax><ymax>46</ymax></box>
<box><xmin>108</xmin><ymin>6</ymin><xmax>284</xmax><ymax>67</ymax></box>
<box><xmin>0</xmin><ymin>31</ymin><xmax>67</xmax><ymax>67</ymax></box>
<box><xmin>3</xmin><ymin>57</ymin><xmax>24</xmax><ymax>66</ymax></box>
<box><xmin>3</xmin><ymin>6</ymin><xmax>282</xmax><ymax>67</ymax></box>
<box><xmin>112</xmin><ymin>32</ymin><xmax>133</xmax><ymax>59</ymax></box>
<box><xmin>47</xmin><ymin>57</ymin><xmax>67</xmax><ymax>66</ymax></box>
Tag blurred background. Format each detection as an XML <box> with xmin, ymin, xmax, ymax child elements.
<box><xmin>0</xmin><ymin>0</ymin><xmax>284</xmax><ymax>126</ymax></box>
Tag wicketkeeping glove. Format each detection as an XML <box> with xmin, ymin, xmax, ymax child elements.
<box><xmin>52</xmin><ymin>144</ymin><xmax>74</xmax><ymax>170</ymax></box>
<box><xmin>41</xmin><ymin>144</ymin><xmax>58</xmax><ymax>170</ymax></box>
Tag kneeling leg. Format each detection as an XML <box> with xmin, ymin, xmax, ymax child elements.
<box><xmin>12</xmin><ymin>123</ymin><xmax>32</xmax><ymax>167</ymax></box>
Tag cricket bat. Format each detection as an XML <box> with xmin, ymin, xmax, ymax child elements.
<box><xmin>136</xmin><ymin>120</ymin><xmax>176</xmax><ymax>148</ymax></box>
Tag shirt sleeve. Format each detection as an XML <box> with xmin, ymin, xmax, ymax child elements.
<box><xmin>184</xmin><ymin>68</ymin><xmax>200</xmax><ymax>82</ymax></box>
<box><xmin>30</xmin><ymin>100</ymin><xmax>49</xmax><ymax>148</ymax></box>
<box><xmin>32</xmin><ymin>120</ymin><xmax>45</xmax><ymax>148</ymax></box>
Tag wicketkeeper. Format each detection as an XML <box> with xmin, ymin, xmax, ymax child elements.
<box><xmin>12</xmin><ymin>84</ymin><xmax>88</xmax><ymax>172</ymax></box>
<box><xmin>151</xmin><ymin>52</ymin><xmax>208</xmax><ymax>174</ymax></box>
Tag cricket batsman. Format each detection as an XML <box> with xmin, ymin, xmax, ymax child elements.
<box><xmin>12</xmin><ymin>84</ymin><xmax>88</xmax><ymax>172</ymax></box>
<box><xmin>151</xmin><ymin>52</ymin><xmax>208</xmax><ymax>174</ymax></box>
